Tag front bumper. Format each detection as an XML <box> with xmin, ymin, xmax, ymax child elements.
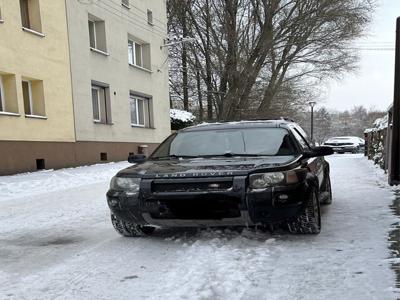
<box><xmin>107</xmin><ymin>176</ymin><xmax>311</xmax><ymax>227</ymax></box>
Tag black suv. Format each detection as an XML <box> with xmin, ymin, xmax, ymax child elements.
<box><xmin>107</xmin><ymin>120</ymin><xmax>333</xmax><ymax>236</ymax></box>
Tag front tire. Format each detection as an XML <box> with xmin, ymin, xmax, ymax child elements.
<box><xmin>288</xmin><ymin>189</ymin><xmax>321</xmax><ymax>234</ymax></box>
<box><xmin>320</xmin><ymin>175</ymin><xmax>333</xmax><ymax>205</ymax></box>
<box><xmin>111</xmin><ymin>214</ymin><xmax>156</xmax><ymax>237</ymax></box>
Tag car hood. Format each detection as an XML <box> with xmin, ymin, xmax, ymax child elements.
<box><xmin>324</xmin><ymin>140</ymin><xmax>358</xmax><ymax>145</ymax></box>
<box><xmin>117</xmin><ymin>155</ymin><xmax>300</xmax><ymax>178</ymax></box>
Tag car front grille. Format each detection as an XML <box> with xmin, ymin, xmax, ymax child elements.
<box><xmin>152</xmin><ymin>179</ymin><xmax>233</xmax><ymax>193</ymax></box>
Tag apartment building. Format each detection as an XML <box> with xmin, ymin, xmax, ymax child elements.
<box><xmin>0</xmin><ymin>0</ymin><xmax>76</xmax><ymax>174</ymax></box>
<box><xmin>0</xmin><ymin>0</ymin><xmax>170</xmax><ymax>175</ymax></box>
<box><xmin>65</xmin><ymin>0</ymin><xmax>170</xmax><ymax>164</ymax></box>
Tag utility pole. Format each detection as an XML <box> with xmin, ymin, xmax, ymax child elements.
<box><xmin>309</xmin><ymin>101</ymin><xmax>316</xmax><ymax>145</ymax></box>
<box><xmin>389</xmin><ymin>17</ymin><xmax>400</xmax><ymax>186</ymax></box>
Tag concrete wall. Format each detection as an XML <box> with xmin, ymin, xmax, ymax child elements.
<box><xmin>66</xmin><ymin>0</ymin><xmax>171</xmax><ymax>144</ymax></box>
<box><xmin>0</xmin><ymin>0</ymin><xmax>75</xmax><ymax>142</ymax></box>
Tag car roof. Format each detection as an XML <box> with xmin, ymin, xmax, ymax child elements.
<box><xmin>180</xmin><ymin>119</ymin><xmax>297</xmax><ymax>132</ymax></box>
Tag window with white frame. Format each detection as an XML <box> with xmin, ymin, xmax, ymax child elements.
<box><xmin>22</xmin><ymin>80</ymin><xmax>33</xmax><ymax>115</ymax></box>
<box><xmin>128</xmin><ymin>40</ymin><xmax>143</xmax><ymax>67</ymax></box>
<box><xmin>22</xmin><ymin>79</ymin><xmax>45</xmax><ymax>116</ymax></box>
<box><xmin>91</xmin><ymin>85</ymin><xmax>101</xmax><ymax>122</ymax></box>
<box><xmin>128</xmin><ymin>38</ymin><xmax>151</xmax><ymax>70</ymax></box>
<box><xmin>20</xmin><ymin>0</ymin><xmax>42</xmax><ymax>33</ymax></box>
<box><xmin>91</xmin><ymin>82</ymin><xmax>112</xmax><ymax>124</ymax></box>
<box><xmin>129</xmin><ymin>95</ymin><xmax>151</xmax><ymax>127</ymax></box>
<box><xmin>88</xmin><ymin>15</ymin><xmax>107</xmax><ymax>53</ymax></box>
<box><xmin>0</xmin><ymin>73</ymin><xmax>19</xmax><ymax>114</ymax></box>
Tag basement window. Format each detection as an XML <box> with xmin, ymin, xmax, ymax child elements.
<box><xmin>36</xmin><ymin>159</ymin><xmax>45</xmax><ymax>170</ymax></box>
<box><xmin>20</xmin><ymin>0</ymin><xmax>43</xmax><ymax>34</ymax></box>
<box><xmin>100</xmin><ymin>152</ymin><xmax>108</xmax><ymax>161</ymax></box>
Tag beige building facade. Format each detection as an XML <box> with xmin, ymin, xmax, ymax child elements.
<box><xmin>0</xmin><ymin>0</ymin><xmax>171</xmax><ymax>175</ymax></box>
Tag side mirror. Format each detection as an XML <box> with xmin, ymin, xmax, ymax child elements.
<box><xmin>302</xmin><ymin>146</ymin><xmax>334</xmax><ymax>159</ymax></box>
<box><xmin>128</xmin><ymin>154</ymin><xmax>147</xmax><ymax>163</ymax></box>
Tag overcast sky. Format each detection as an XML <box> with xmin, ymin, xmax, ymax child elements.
<box><xmin>324</xmin><ymin>0</ymin><xmax>398</xmax><ymax>112</ymax></box>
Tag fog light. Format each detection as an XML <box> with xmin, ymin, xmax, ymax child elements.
<box><xmin>109</xmin><ymin>199</ymin><xmax>119</xmax><ymax>207</ymax></box>
<box><xmin>276</xmin><ymin>194</ymin><xmax>289</xmax><ymax>204</ymax></box>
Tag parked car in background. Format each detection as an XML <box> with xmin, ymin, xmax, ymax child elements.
<box><xmin>323</xmin><ymin>136</ymin><xmax>365</xmax><ymax>154</ymax></box>
<box><xmin>107</xmin><ymin>120</ymin><xmax>334</xmax><ymax>236</ymax></box>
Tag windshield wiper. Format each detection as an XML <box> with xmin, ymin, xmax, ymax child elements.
<box><xmin>151</xmin><ymin>154</ymin><xmax>200</xmax><ymax>160</ymax></box>
<box><xmin>202</xmin><ymin>153</ymin><xmax>269</xmax><ymax>158</ymax></box>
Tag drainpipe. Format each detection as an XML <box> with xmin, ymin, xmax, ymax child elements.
<box><xmin>389</xmin><ymin>17</ymin><xmax>400</xmax><ymax>186</ymax></box>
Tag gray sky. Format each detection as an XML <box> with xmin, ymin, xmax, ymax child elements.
<box><xmin>324</xmin><ymin>0</ymin><xmax>398</xmax><ymax>112</ymax></box>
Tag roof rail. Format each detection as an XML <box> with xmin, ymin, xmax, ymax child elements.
<box><xmin>247</xmin><ymin>117</ymin><xmax>296</xmax><ymax>122</ymax></box>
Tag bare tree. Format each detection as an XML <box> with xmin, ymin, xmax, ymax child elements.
<box><xmin>168</xmin><ymin>0</ymin><xmax>374</xmax><ymax>121</ymax></box>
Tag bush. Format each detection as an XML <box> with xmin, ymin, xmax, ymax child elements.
<box><xmin>170</xmin><ymin>109</ymin><xmax>196</xmax><ymax>130</ymax></box>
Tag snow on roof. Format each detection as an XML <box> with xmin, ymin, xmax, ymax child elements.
<box><xmin>170</xmin><ymin>109</ymin><xmax>196</xmax><ymax>122</ymax></box>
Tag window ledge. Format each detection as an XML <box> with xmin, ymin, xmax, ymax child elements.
<box><xmin>131</xmin><ymin>124</ymin><xmax>155</xmax><ymax>129</ymax></box>
<box><xmin>129</xmin><ymin>63</ymin><xmax>152</xmax><ymax>73</ymax></box>
<box><xmin>0</xmin><ymin>111</ymin><xmax>20</xmax><ymax>117</ymax></box>
<box><xmin>22</xmin><ymin>27</ymin><xmax>45</xmax><ymax>37</ymax></box>
<box><xmin>122</xmin><ymin>3</ymin><xmax>130</xmax><ymax>9</ymax></box>
<box><xmin>0</xmin><ymin>19</ymin><xmax>4</xmax><ymax>24</ymax></box>
<box><xmin>25</xmin><ymin>114</ymin><xmax>47</xmax><ymax>120</ymax></box>
<box><xmin>90</xmin><ymin>47</ymin><xmax>110</xmax><ymax>56</ymax></box>
<box><xmin>94</xmin><ymin>120</ymin><xmax>113</xmax><ymax>125</ymax></box>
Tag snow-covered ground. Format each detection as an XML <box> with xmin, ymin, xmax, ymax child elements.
<box><xmin>0</xmin><ymin>155</ymin><xmax>398</xmax><ymax>299</ymax></box>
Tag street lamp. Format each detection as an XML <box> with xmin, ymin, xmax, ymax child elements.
<box><xmin>308</xmin><ymin>101</ymin><xmax>317</xmax><ymax>145</ymax></box>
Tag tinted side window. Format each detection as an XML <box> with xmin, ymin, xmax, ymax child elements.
<box><xmin>291</xmin><ymin>128</ymin><xmax>310</xmax><ymax>150</ymax></box>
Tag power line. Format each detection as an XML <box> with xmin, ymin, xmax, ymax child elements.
<box><xmin>104</xmin><ymin>0</ymin><xmax>167</xmax><ymax>26</ymax></box>
<box><xmin>98</xmin><ymin>0</ymin><xmax>167</xmax><ymax>34</ymax></box>
<box><xmin>94</xmin><ymin>1</ymin><xmax>167</xmax><ymax>38</ymax></box>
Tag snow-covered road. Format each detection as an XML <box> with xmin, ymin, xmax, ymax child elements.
<box><xmin>0</xmin><ymin>155</ymin><xmax>398</xmax><ymax>299</ymax></box>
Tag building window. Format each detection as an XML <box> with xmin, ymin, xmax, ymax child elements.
<box><xmin>129</xmin><ymin>95</ymin><xmax>151</xmax><ymax>127</ymax></box>
<box><xmin>128</xmin><ymin>38</ymin><xmax>151</xmax><ymax>70</ymax></box>
<box><xmin>20</xmin><ymin>0</ymin><xmax>42</xmax><ymax>33</ymax></box>
<box><xmin>22</xmin><ymin>79</ymin><xmax>45</xmax><ymax>116</ymax></box>
<box><xmin>0</xmin><ymin>6</ymin><xmax>4</xmax><ymax>22</ymax></box>
<box><xmin>22</xmin><ymin>80</ymin><xmax>33</xmax><ymax>115</ymax></box>
<box><xmin>121</xmin><ymin>0</ymin><xmax>129</xmax><ymax>8</ymax></box>
<box><xmin>147</xmin><ymin>10</ymin><xmax>153</xmax><ymax>25</ymax></box>
<box><xmin>91</xmin><ymin>82</ymin><xmax>112</xmax><ymax>124</ymax></box>
<box><xmin>88</xmin><ymin>15</ymin><xmax>107</xmax><ymax>53</ymax></box>
<box><xmin>0</xmin><ymin>73</ymin><xmax>18</xmax><ymax>113</ymax></box>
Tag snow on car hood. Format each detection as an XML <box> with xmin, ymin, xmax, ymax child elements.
<box><xmin>117</xmin><ymin>155</ymin><xmax>300</xmax><ymax>178</ymax></box>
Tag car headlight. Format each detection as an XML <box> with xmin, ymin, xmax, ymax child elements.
<box><xmin>110</xmin><ymin>176</ymin><xmax>141</xmax><ymax>191</ymax></box>
<box><xmin>249</xmin><ymin>169</ymin><xmax>306</xmax><ymax>189</ymax></box>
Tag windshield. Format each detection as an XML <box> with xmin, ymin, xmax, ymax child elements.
<box><xmin>152</xmin><ymin>127</ymin><xmax>299</xmax><ymax>158</ymax></box>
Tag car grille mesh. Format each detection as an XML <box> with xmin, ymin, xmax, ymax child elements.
<box><xmin>152</xmin><ymin>181</ymin><xmax>233</xmax><ymax>193</ymax></box>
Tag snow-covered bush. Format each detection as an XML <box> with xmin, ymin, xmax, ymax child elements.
<box><xmin>365</xmin><ymin>115</ymin><xmax>388</xmax><ymax>170</ymax></box>
<box><xmin>170</xmin><ymin>109</ymin><xmax>196</xmax><ymax>130</ymax></box>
